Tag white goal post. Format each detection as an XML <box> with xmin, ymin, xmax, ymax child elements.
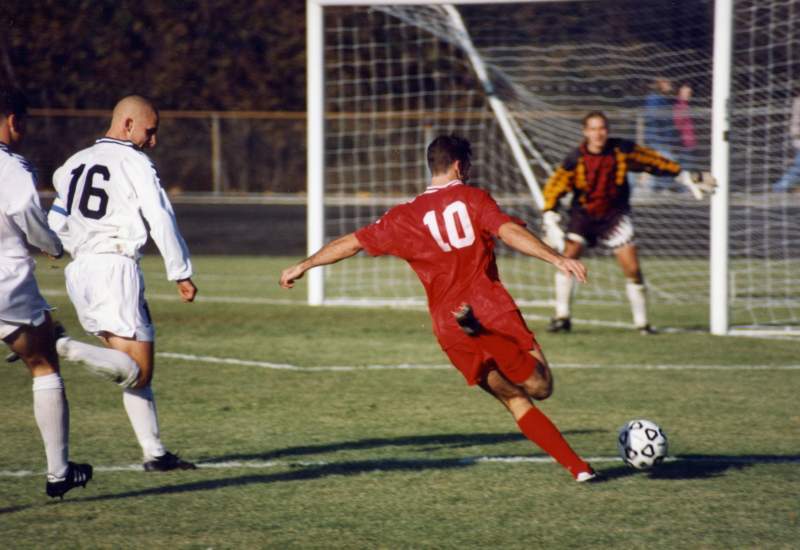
<box><xmin>307</xmin><ymin>0</ymin><xmax>800</xmax><ymax>336</ymax></box>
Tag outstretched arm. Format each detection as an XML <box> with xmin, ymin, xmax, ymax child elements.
<box><xmin>11</xmin><ymin>195</ymin><xmax>63</xmax><ymax>259</ymax></box>
<box><xmin>497</xmin><ymin>222</ymin><xmax>587</xmax><ymax>283</ymax></box>
<box><xmin>280</xmin><ymin>233</ymin><xmax>363</xmax><ymax>289</ymax></box>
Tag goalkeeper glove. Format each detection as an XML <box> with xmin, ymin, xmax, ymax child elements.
<box><xmin>676</xmin><ymin>170</ymin><xmax>716</xmax><ymax>200</ymax></box>
<box><xmin>542</xmin><ymin>210</ymin><xmax>565</xmax><ymax>252</ymax></box>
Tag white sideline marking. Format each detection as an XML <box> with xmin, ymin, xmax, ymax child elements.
<box><xmin>157</xmin><ymin>352</ymin><xmax>800</xmax><ymax>372</ymax></box>
<box><xmin>3</xmin><ymin>455</ymin><xmax>799</xmax><ymax>478</ymax></box>
<box><xmin>41</xmin><ymin>288</ymin><xmax>302</xmax><ymax>306</ymax></box>
<box><xmin>158</xmin><ymin>352</ymin><xmax>450</xmax><ymax>372</ymax></box>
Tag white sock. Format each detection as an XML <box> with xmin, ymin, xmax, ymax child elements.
<box><xmin>32</xmin><ymin>373</ymin><xmax>70</xmax><ymax>480</ymax></box>
<box><xmin>554</xmin><ymin>272</ymin><xmax>574</xmax><ymax>319</ymax></box>
<box><xmin>626</xmin><ymin>281</ymin><xmax>649</xmax><ymax>328</ymax></box>
<box><xmin>123</xmin><ymin>386</ymin><xmax>166</xmax><ymax>461</ymax></box>
<box><xmin>57</xmin><ymin>337</ymin><xmax>140</xmax><ymax>388</ymax></box>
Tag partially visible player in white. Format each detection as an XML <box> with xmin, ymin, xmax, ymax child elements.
<box><xmin>49</xmin><ymin>95</ymin><xmax>198</xmax><ymax>472</ymax></box>
<box><xmin>0</xmin><ymin>86</ymin><xmax>94</xmax><ymax>498</ymax></box>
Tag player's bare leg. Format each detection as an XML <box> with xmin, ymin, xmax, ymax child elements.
<box><xmin>549</xmin><ymin>238</ymin><xmax>583</xmax><ymax>333</ymax></box>
<box><xmin>101</xmin><ymin>334</ymin><xmax>195</xmax><ymax>471</ymax></box>
<box><xmin>614</xmin><ymin>243</ymin><xmax>654</xmax><ymax>334</ymax></box>
<box><xmin>478</xmin><ymin>368</ymin><xmax>595</xmax><ymax>482</ymax></box>
<box><xmin>102</xmin><ymin>335</ymin><xmax>154</xmax><ymax>387</ymax></box>
<box><xmin>518</xmin><ymin>346</ymin><xmax>553</xmax><ymax>400</ymax></box>
<box><xmin>6</xmin><ymin>314</ymin><xmax>59</xmax><ymax>377</ymax></box>
<box><xmin>4</xmin><ymin>313</ymin><xmax>92</xmax><ymax>498</ymax></box>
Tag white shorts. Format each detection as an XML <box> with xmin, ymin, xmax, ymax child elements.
<box><xmin>0</xmin><ymin>311</ymin><xmax>46</xmax><ymax>340</ymax></box>
<box><xmin>65</xmin><ymin>254</ymin><xmax>155</xmax><ymax>341</ymax></box>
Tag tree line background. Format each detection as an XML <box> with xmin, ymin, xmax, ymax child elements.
<box><xmin>0</xmin><ymin>0</ymin><xmax>718</xmax><ymax>195</ymax></box>
<box><xmin>1</xmin><ymin>0</ymin><xmax>712</xmax><ymax>112</ymax></box>
<box><xmin>1</xmin><ymin>0</ymin><xmax>306</xmax><ymax>111</ymax></box>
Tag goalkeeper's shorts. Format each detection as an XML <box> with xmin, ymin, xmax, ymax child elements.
<box><xmin>567</xmin><ymin>209</ymin><xmax>635</xmax><ymax>249</ymax></box>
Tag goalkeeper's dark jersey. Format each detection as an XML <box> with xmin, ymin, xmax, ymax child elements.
<box><xmin>543</xmin><ymin>138</ymin><xmax>680</xmax><ymax>219</ymax></box>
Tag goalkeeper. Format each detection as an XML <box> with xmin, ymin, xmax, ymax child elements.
<box><xmin>541</xmin><ymin>111</ymin><xmax>714</xmax><ymax>334</ymax></box>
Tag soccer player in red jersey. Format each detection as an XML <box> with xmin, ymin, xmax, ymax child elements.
<box><xmin>280</xmin><ymin>135</ymin><xmax>597</xmax><ymax>482</ymax></box>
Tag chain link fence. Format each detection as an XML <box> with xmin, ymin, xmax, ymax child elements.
<box><xmin>23</xmin><ymin>109</ymin><xmax>308</xmax><ymax>196</ymax></box>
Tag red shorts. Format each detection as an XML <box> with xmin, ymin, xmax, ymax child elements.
<box><xmin>443</xmin><ymin>310</ymin><xmax>539</xmax><ymax>386</ymax></box>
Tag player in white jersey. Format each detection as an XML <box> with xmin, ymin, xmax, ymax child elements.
<box><xmin>49</xmin><ymin>95</ymin><xmax>198</xmax><ymax>472</ymax></box>
<box><xmin>0</xmin><ymin>87</ymin><xmax>94</xmax><ymax>498</ymax></box>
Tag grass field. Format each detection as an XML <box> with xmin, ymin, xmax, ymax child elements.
<box><xmin>1</xmin><ymin>256</ymin><xmax>798</xmax><ymax>549</ymax></box>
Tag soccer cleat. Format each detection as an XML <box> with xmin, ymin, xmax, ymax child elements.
<box><xmin>453</xmin><ymin>303</ymin><xmax>483</xmax><ymax>336</ymax></box>
<box><xmin>574</xmin><ymin>467</ymin><xmax>598</xmax><ymax>483</ymax></box>
<box><xmin>53</xmin><ymin>321</ymin><xmax>69</xmax><ymax>357</ymax></box>
<box><xmin>143</xmin><ymin>451</ymin><xmax>197</xmax><ymax>472</ymax></box>
<box><xmin>637</xmin><ymin>324</ymin><xmax>658</xmax><ymax>335</ymax></box>
<box><xmin>46</xmin><ymin>461</ymin><xmax>93</xmax><ymax>499</ymax></box>
<box><xmin>547</xmin><ymin>317</ymin><xmax>571</xmax><ymax>333</ymax></box>
<box><xmin>53</xmin><ymin>321</ymin><xmax>67</xmax><ymax>341</ymax></box>
<box><xmin>5</xmin><ymin>351</ymin><xmax>20</xmax><ymax>363</ymax></box>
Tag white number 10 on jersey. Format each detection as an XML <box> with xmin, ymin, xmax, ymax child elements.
<box><xmin>422</xmin><ymin>201</ymin><xmax>476</xmax><ymax>252</ymax></box>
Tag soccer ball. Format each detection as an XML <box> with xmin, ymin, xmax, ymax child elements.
<box><xmin>617</xmin><ymin>419</ymin><xmax>668</xmax><ymax>469</ymax></box>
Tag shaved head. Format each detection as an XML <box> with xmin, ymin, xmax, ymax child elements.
<box><xmin>111</xmin><ymin>95</ymin><xmax>157</xmax><ymax>123</ymax></box>
<box><xmin>106</xmin><ymin>95</ymin><xmax>160</xmax><ymax>149</ymax></box>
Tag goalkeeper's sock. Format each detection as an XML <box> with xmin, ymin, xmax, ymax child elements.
<box><xmin>516</xmin><ymin>406</ymin><xmax>590</xmax><ymax>478</ymax></box>
<box><xmin>626</xmin><ymin>281</ymin><xmax>648</xmax><ymax>328</ymax></box>
<box><xmin>554</xmin><ymin>272</ymin><xmax>574</xmax><ymax>319</ymax></box>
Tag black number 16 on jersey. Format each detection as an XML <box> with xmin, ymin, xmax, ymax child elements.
<box><xmin>65</xmin><ymin>164</ymin><xmax>110</xmax><ymax>219</ymax></box>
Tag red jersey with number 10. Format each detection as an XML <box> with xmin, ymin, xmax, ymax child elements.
<box><xmin>355</xmin><ymin>180</ymin><xmax>523</xmax><ymax>348</ymax></box>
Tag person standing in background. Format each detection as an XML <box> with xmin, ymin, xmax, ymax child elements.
<box><xmin>643</xmin><ymin>78</ymin><xmax>680</xmax><ymax>192</ymax></box>
<box><xmin>673</xmin><ymin>84</ymin><xmax>698</xmax><ymax>172</ymax></box>
<box><xmin>772</xmin><ymin>95</ymin><xmax>800</xmax><ymax>193</ymax></box>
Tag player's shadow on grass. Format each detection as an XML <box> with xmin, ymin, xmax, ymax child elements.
<box><xmin>595</xmin><ymin>454</ymin><xmax>797</xmax><ymax>482</ymax></box>
<box><xmin>61</xmin><ymin>457</ymin><xmax>478</xmax><ymax>504</ymax></box>
<box><xmin>202</xmin><ymin>430</ymin><xmax>605</xmax><ymax>463</ymax></box>
<box><xmin>2</xmin><ymin>453</ymin><xmax>798</xmax><ymax>512</ymax></box>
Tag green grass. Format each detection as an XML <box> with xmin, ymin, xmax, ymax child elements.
<box><xmin>1</xmin><ymin>255</ymin><xmax>798</xmax><ymax>548</ymax></box>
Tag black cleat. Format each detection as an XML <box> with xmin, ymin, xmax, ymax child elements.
<box><xmin>143</xmin><ymin>451</ymin><xmax>197</xmax><ymax>472</ymax></box>
<box><xmin>53</xmin><ymin>321</ymin><xmax>67</xmax><ymax>341</ymax></box>
<box><xmin>46</xmin><ymin>462</ymin><xmax>93</xmax><ymax>499</ymax></box>
<box><xmin>453</xmin><ymin>304</ymin><xmax>484</xmax><ymax>336</ymax></box>
<box><xmin>5</xmin><ymin>351</ymin><xmax>20</xmax><ymax>363</ymax></box>
<box><xmin>547</xmin><ymin>317</ymin><xmax>571</xmax><ymax>333</ymax></box>
<box><xmin>637</xmin><ymin>324</ymin><xmax>658</xmax><ymax>335</ymax></box>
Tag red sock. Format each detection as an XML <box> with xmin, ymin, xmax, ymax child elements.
<box><xmin>516</xmin><ymin>406</ymin><xmax>589</xmax><ymax>478</ymax></box>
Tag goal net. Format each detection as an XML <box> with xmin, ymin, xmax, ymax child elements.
<box><xmin>310</xmin><ymin>0</ymin><xmax>800</xmax><ymax>333</ymax></box>
<box><xmin>728</xmin><ymin>0</ymin><xmax>800</xmax><ymax>333</ymax></box>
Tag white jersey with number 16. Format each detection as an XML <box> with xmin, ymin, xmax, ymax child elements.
<box><xmin>49</xmin><ymin>138</ymin><xmax>192</xmax><ymax>282</ymax></box>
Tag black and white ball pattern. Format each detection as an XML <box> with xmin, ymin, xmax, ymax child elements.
<box><xmin>618</xmin><ymin>419</ymin><xmax>668</xmax><ymax>469</ymax></box>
